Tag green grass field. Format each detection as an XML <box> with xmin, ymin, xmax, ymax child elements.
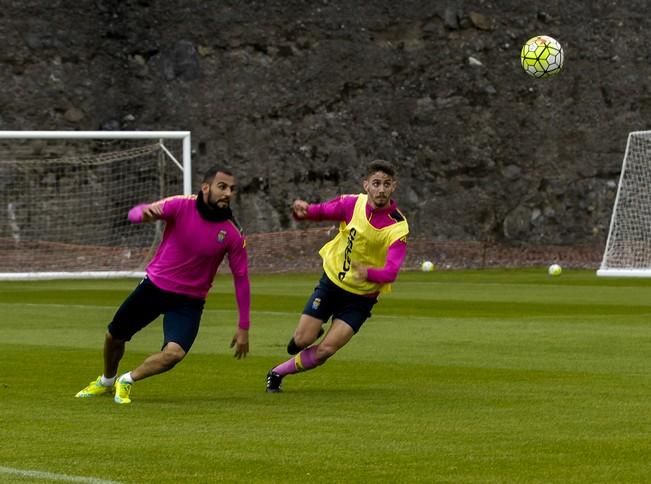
<box><xmin>1</xmin><ymin>269</ymin><xmax>650</xmax><ymax>483</ymax></box>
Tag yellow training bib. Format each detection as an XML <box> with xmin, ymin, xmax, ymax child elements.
<box><xmin>320</xmin><ymin>194</ymin><xmax>408</xmax><ymax>295</ymax></box>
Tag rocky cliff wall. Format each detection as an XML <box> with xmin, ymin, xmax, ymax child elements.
<box><xmin>2</xmin><ymin>0</ymin><xmax>649</xmax><ymax>248</ymax></box>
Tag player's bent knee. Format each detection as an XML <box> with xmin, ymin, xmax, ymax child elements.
<box><xmin>293</xmin><ymin>333</ymin><xmax>313</xmax><ymax>348</ymax></box>
<box><xmin>293</xmin><ymin>328</ymin><xmax>319</xmax><ymax>348</ymax></box>
<box><xmin>162</xmin><ymin>343</ymin><xmax>186</xmax><ymax>366</ymax></box>
<box><xmin>106</xmin><ymin>331</ymin><xmax>125</xmax><ymax>346</ymax></box>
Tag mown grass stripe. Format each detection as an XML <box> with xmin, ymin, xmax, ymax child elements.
<box><xmin>0</xmin><ymin>465</ymin><xmax>121</xmax><ymax>484</ymax></box>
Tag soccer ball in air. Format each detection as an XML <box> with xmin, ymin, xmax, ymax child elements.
<box><xmin>421</xmin><ymin>260</ymin><xmax>435</xmax><ymax>272</ymax></box>
<box><xmin>548</xmin><ymin>264</ymin><xmax>562</xmax><ymax>276</ymax></box>
<box><xmin>521</xmin><ymin>35</ymin><xmax>564</xmax><ymax>79</ymax></box>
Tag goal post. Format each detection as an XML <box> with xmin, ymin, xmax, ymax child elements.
<box><xmin>597</xmin><ymin>130</ymin><xmax>651</xmax><ymax>277</ymax></box>
<box><xmin>0</xmin><ymin>130</ymin><xmax>191</xmax><ymax>280</ymax></box>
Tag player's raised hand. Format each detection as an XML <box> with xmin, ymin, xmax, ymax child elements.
<box><xmin>230</xmin><ymin>328</ymin><xmax>249</xmax><ymax>359</ymax></box>
<box><xmin>292</xmin><ymin>199</ymin><xmax>309</xmax><ymax>219</ymax></box>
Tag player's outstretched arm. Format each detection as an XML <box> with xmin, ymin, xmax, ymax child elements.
<box><xmin>128</xmin><ymin>201</ymin><xmax>164</xmax><ymax>224</ymax></box>
<box><xmin>228</xmin><ymin>235</ymin><xmax>251</xmax><ymax>359</ymax></box>
<box><xmin>292</xmin><ymin>196</ymin><xmax>350</xmax><ymax>222</ymax></box>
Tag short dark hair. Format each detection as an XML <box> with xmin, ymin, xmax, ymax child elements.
<box><xmin>202</xmin><ymin>165</ymin><xmax>233</xmax><ymax>183</ymax></box>
<box><xmin>365</xmin><ymin>160</ymin><xmax>395</xmax><ymax>178</ymax></box>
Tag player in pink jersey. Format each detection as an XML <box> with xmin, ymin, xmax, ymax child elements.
<box><xmin>266</xmin><ymin>160</ymin><xmax>409</xmax><ymax>392</ymax></box>
<box><xmin>75</xmin><ymin>166</ymin><xmax>251</xmax><ymax>404</ymax></box>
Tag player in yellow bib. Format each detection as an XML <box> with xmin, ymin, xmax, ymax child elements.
<box><xmin>266</xmin><ymin>160</ymin><xmax>409</xmax><ymax>392</ymax></box>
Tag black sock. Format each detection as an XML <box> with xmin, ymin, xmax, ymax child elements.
<box><xmin>287</xmin><ymin>338</ymin><xmax>301</xmax><ymax>355</ymax></box>
<box><xmin>286</xmin><ymin>327</ymin><xmax>325</xmax><ymax>355</ymax></box>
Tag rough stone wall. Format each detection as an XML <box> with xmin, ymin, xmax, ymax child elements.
<box><xmin>2</xmin><ymin>0</ymin><xmax>650</xmax><ymax>250</ymax></box>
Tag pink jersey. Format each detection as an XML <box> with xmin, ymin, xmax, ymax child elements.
<box><xmin>129</xmin><ymin>195</ymin><xmax>250</xmax><ymax>329</ymax></box>
<box><xmin>304</xmin><ymin>194</ymin><xmax>408</xmax><ymax>283</ymax></box>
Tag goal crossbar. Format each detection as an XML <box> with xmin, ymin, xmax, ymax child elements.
<box><xmin>0</xmin><ymin>131</ymin><xmax>192</xmax><ymax>195</ymax></box>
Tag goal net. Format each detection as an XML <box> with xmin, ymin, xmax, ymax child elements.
<box><xmin>598</xmin><ymin>130</ymin><xmax>651</xmax><ymax>277</ymax></box>
<box><xmin>0</xmin><ymin>131</ymin><xmax>191</xmax><ymax>280</ymax></box>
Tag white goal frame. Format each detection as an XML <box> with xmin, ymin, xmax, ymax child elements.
<box><xmin>597</xmin><ymin>130</ymin><xmax>651</xmax><ymax>277</ymax></box>
<box><xmin>0</xmin><ymin>130</ymin><xmax>191</xmax><ymax>280</ymax></box>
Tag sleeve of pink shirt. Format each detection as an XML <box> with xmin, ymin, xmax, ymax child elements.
<box><xmin>366</xmin><ymin>239</ymin><xmax>407</xmax><ymax>283</ymax></box>
<box><xmin>127</xmin><ymin>197</ymin><xmax>177</xmax><ymax>223</ymax></box>
<box><xmin>127</xmin><ymin>203</ymin><xmax>148</xmax><ymax>223</ymax></box>
<box><xmin>228</xmin><ymin>233</ymin><xmax>251</xmax><ymax>330</ymax></box>
<box><xmin>303</xmin><ymin>195</ymin><xmax>358</xmax><ymax>224</ymax></box>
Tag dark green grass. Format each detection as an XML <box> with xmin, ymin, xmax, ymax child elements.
<box><xmin>0</xmin><ymin>269</ymin><xmax>650</xmax><ymax>483</ymax></box>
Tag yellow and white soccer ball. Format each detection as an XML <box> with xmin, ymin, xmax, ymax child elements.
<box><xmin>421</xmin><ymin>260</ymin><xmax>435</xmax><ymax>272</ymax></box>
<box><xmin>521</xmin><ymin>35</ymin><xmax>564</xmax><ymax>79</ymax></box>
<box><xmin>548</xmin><ymin>264</ymin><xmax>562</xmax><ymax>276</ymax></box>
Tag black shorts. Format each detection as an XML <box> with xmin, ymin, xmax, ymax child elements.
<box><xmin>107</xmin><ymin>277</ymin><xmax>205</xmax><ymax>353</ymax></box>
<box><xmin>302</xmin><ymin>273</ymin><xmax>378</xmax><ymax>333</ymax></box>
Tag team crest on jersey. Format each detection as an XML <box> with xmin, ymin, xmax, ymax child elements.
<box><xmin>312</xmin><ymin>297</ymin><xmax>321</xmax><ymax>310</ymax></box>
<box><xmin>217</xmin><ymin>230</ymin><xmax>227</xmax><ymax>243</ymax></box>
